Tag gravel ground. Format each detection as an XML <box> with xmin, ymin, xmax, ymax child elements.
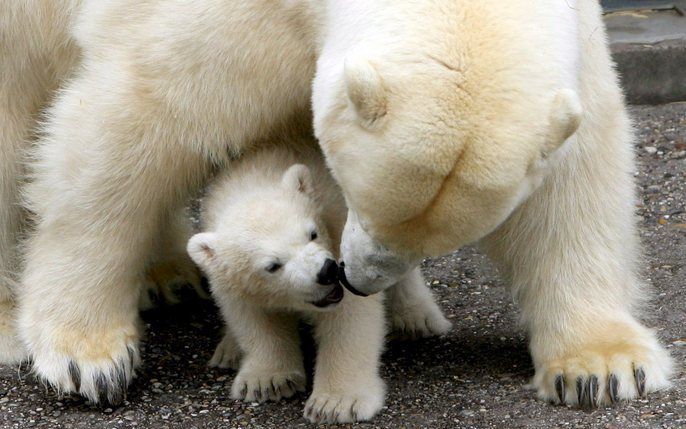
<box><xmin>1</xmin><ymin>103</ymin><xmax>684</xmax><ymax>429</ymax></box>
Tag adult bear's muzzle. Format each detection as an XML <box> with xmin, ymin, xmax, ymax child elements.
<box><xmin>337</xmin><ymin>262</ymin><xmax>369</xmax><ymax>297</ymax></box>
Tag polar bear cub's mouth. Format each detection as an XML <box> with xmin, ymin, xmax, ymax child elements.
<box><xmin>311</xmin><ymin>283</ymin><xmax>345</xmax><ymax>308</ymax></box>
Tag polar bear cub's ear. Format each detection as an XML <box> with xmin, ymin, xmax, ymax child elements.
<box><xmin>344</xmin><ymin>57</ymin><xmax>388</xmax><ymax>128</ymax></box>
<box><xmin>544</xmin><ymin>89</ymin><xmax>583</xmax><ymax>156</ymax></box>
<box><xmin>187</xmin><ymin>232</ymin><xmax>219</xmax><ymax>269</ymax></box>
<box><xmin>281</xmin><ymin>164</ymin><xmax>313</xmax><ymax>195</ymax></box>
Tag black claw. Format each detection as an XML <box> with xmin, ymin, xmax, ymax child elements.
<box><xmin>95</xmin><ymin>373</ymin><xmax>109</xmax><ymax>405</ymax></box>
<box><xmin>68</xmin><ymin>361</ymin><xmax>81</xmax><ymax>392</ymax></box>
<box><xmin>576</xmin><ymin>376</ymin><xmax>585</xmax><ymax>406</ymax></box>
<box><xmin>108</xmin><ymin>363</ymin><xmax>127</xmax><ymax>406</ymax></box>
<box><xmin>587</xmin><ymin>375</ymin><xmax>599</xmax><ymax>408</ymax></box>
<box><xmin>240</xmin><ymin>384</ymin><xmax>248</xmax><ymax>398</ymax></box>
<box><xmin>608</xmin><ymin>374</ymin><xmax>619</xmax><ymax>404</ymax></box>
<box><xmin>127</xmin><ymin>346</ymin><xmax>136</xmax><ymax>370</ymax></box>
<box><xmin>555</xmin><ymin>374</ymin><xmax>566</xmax><ymax>404</ymax></box>
<box><xmin>634</xmin><ymin>367</ymin><xmax>646</xmax><ymax>397</ymax></box>
<box><xmin>109</xmin><ymin>386</ymin><xmax>124</xmax><ymax>406</ymax></box>
<box><xmin>117</xmin><ymin>359</ymin><xmax>128</xmax><ymax>388</ymax></box>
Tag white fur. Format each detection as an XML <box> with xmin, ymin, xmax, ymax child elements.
<box><xmin>0</xmin><ymin>0</ymin><xmax>670</xmax><ymax>411</ymax></box>
<box><xmin>191</xmin><ymin>142</ymin><xmax>387</xmax><ymax>423</ymax></box>
<box><xmin>313</xmin><ymin>0</ymin><xmax>673</xmax><ymax>406</ymax></box>
<box><xmin>12</xmin><ymin>0</ymin><xmax>321</xmax><ymax>403</ymax></box>
<box><xmin>139</xmin><ymin>207</ymin><xmax>205</xmax><ymax>311</ymax></box>
<box><xmin>0</xmin><ymin>1</ymin><xmax>82</xmax><ymax>364</ymax></box>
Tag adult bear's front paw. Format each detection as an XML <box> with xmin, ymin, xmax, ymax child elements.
<box><xmin>531</xmin><ymin>321</ymin><xmax>673</xmax><ymax>407</ymax></box>
<box><xmin>28</xmin><ymin>325</ymin><xmax>140</xmax><ymax>405</ymax></box>
<box><xmin>304</xmin><ymin>376</ymin><xmax>385</xmax><ymax>424</ymax></box>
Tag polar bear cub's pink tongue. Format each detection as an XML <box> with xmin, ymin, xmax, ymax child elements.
<box><xmin>312</xmin><ymin>283</ymin><xmax>344</xmax><ymax>308</ymax></box>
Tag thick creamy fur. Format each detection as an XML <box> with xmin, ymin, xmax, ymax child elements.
<box><xmin>0</xmin><ymin>1</ymin><xmax>82</xmax><ymax>364</ymax></box>
<box><xmin>191</xmin><ymin>141</ymin><xmax>449</xmax><ymax>423</ymax></box>
<box><xmin>191</xmin><ymin>142</ymin><xmax>387</xmax><ymax>423</ymax></box>
<box><xmin>313</xmin><ymin>0</ymin><xmax>673</xmax><ymax>406</ymax></box>
<box><xmin>1</xmin><ymin>0</ymin><xmax>672</xmax><ymax>410</ymax></box>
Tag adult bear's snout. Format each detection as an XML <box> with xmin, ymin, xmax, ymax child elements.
<box><xmin>317</xmin><ymin>258</ymin><xmax>339</xmax><ymax>285</ymax></box>
<box><xmin>337</xmin><ymin>261</ymin><xmax>368</xmax><ymax>297</ymax></box>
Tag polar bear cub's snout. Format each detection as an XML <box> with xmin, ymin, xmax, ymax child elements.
<box><xmin>288</xmin><ymin>246</ymin><xmax>343</xmax><ymax>309</ymax></box>
<box><xmin>312</xmin><ymin>258</ymin><xmax>344</xmax><ymax>307</ymax></box>
<box><xmin>316</xmin><ymin>258</ymin><xmax>338</xmax><ymax>285</ymax></box>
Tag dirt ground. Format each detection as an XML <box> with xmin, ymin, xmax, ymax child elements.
<box><xmin>0</xmin><ymin>103</ymin><xmax>684</xmax><ymax>429</ymax></box>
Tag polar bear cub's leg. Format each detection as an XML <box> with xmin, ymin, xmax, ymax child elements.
<box><xmin>386</xmin><ymin>267</ymin><xmax>451</xmax><ymax>339</ymax></box>
<box><xmin>222</xmin><ymin>299</ymin><xmax>306</xmax><ymax>402</ymax></box>
<box><xmin>305</xmin><ymin>294</ymin><xmax>386</xmax><ymax>424</ymax></box>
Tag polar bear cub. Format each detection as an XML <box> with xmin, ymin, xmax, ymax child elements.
<box><xmin>187</xmin><ymin>141</ymin><xmax>388</xmax><ymax>423</ymax></box>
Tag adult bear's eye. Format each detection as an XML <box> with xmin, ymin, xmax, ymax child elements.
<box><xmin>310</xmin><ymin>231</ymin><xmax>318</xmax><ymax>241</ymax></box>
<box><xmin>266</xmin><ymin>262</ymin><xmax>282</xmax><ymax>273</ymax></box>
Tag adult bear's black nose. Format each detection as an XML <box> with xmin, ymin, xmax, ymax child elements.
<box><xmin>317</xmin><ymin>258</ymin><xmax>339</xmax><ymax>285</ymax></box>
<box><xmin>337</xmin><ymin>261</ymin><xmax>368</xmax><ymax>297</ymax></box>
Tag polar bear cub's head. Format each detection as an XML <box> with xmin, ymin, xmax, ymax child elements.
<box><xmin>187</xmin><ymin>164</ymin><xmax>344</xmax><ymax>311</ymax></box>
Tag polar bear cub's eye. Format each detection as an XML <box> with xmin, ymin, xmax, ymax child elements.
<box><xmin>266</xmin><ymin>262</ymin><xmax>283</xmax><ymax>273</ymax></box>
<box><xmin>310</xmin><ymin>230</ymin><xmax>318</xmax><ymax>241</ymax></box>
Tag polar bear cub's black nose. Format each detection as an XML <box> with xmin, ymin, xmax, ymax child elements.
<box><xmin>317</xmin><ymin>258</ymin><xmax>339</xmax><ymax>285</ymax></box>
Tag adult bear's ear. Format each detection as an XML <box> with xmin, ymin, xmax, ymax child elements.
<box><xmin>282</xmin><ymin>164</ymin><xmax>313</xmax><ymax>195</ymax></box>
<box><xmin>544</xmin><ymin>89</ymin><xmax>582</xmax><ymax>156</ymax></box>
<box><xmin>344</xmin><ymin>57</ymin><xmax>388</xmax><ymax>128</ymax></box>
<box><xmin>187</xmin><ymin>232</ymin><xmax>218</xmax><ymax>269</ymax></box>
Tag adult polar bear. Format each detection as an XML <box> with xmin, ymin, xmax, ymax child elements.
<box><xmin>2</xmin><ymin>0</ymin><xmax>672</xmax><ymax>409</ymax></box>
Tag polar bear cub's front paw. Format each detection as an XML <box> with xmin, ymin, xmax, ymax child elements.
<box><xmin>531</xmin><ymin>321</ymin><xmax>673</xmax><ymax>408</ymax></box>
<box><xmin>208</xmin><ymin>333</ymin><xmax>241</xmax><ymax>370</ymax></box>
<box><xmin>231</xmin><ymin>366</ymin><xmax>306</xmax><ymax>403</ymax></box>
<box><xmin>304</xmin><ymin>376</ymin><xmax>386</xmax><ymax>424</ymax></box>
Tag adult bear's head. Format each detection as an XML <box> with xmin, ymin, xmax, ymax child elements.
<box><xmin>312</xmin><ymin>4</ymin><xmax>583</xmax><ymax>295</ymax></box>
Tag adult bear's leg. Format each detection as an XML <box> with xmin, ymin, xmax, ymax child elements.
<box><xmin>481</xmin><ymin>1</ymin><xmax>672</xmax><ymax>408</ymax></box>
<box><xmin>139</xmin><ymin>208</ymin><xmax>204</xmax><ymax>310</ymax></box>
<box><xmin>19</xmin><ymin>63</ymin><xmax>210</xmax><ymax>404</ymax></box>
<box><xmin>0</xmin><ymin>69</ymin><xmax>41</xmax><ymax>364</ymax></box>
<box><xmin>0</xmin><ymin>13</ymin><xmax>79</xmax><ymax>363</ymax></box>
